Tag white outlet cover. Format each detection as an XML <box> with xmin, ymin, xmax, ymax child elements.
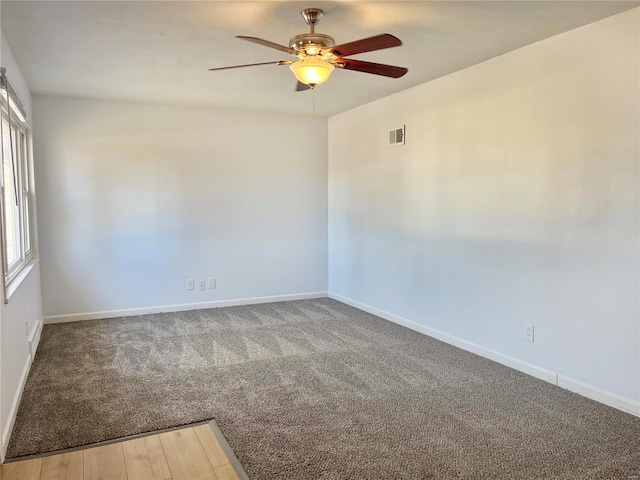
<box><xmin>186</xmin><ymin>279</ymin><xmax>195</xmax><ymax>290</ymax></box>
<box><xmin>524</xmin><ymin>325</ymin><xmax>535</xmax><ymax>342</ymax></box>
<box><xmin>208</xmin><ymin>278</ymin><xmax>216</xmax><ymax>289</ymax></box>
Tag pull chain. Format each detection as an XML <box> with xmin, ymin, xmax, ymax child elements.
<box><xmin>312</xmin><ymin>86</ymin><xmax>316</xmax><ymax>121</ymax></box>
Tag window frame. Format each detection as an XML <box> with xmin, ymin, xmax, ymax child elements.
<box><xmin>1</xmin><ymin>101</ymin><xmax>33</xmax><ymax>290</ymax></box>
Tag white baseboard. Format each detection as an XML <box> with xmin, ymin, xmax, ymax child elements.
<box><xmin>558</xmin><ymin>375</ymin><xmax>640</xmax><ymax>417</ymax></box>
<box><xmin>329</xmin><ymin>292</ymin><xmax>640</xmax><ymax>417</ymax></box>
<box><xmin>44</xmin><ymin>291</ymin><xmax>328</xmax><ymax>324</ymax></box>
<box><xmin>1</xmin><ymin>353</ymin><xmax>32</xmax><ymax>461</ymax></box>
<box><xmin>28</xmin><ymin>318</ymin><xmax>43</xmax><ymax>362</ymax></box>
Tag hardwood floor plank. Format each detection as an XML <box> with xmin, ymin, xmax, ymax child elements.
<box><xmin>0</xmin><ymin>425</ymin><xmax>243</xmax><ymax>480</ymax></box>
<box><xmin>159</xmin><ymin>428</ymin><xmax>216</xmax><ymax>480</ymax></box>
<box><xmin>0</xmin><ymin>458</ymin><xmax>42</xmax><ymax>480</ymax></box>
<box><xmin>41</xmin><ymin>451</ymin><xmax>83</xmax><ymax>480</ymax></box>
<box><xmin>122</xmin><ymin>434</ymin><xmax>171</xmax><ymax>480</ymax></box>
<box><xmin>193</xmin><ymin>424</ymin><xmax>229</xmax><ymax>469</ymax></box>
<box><xmin>212</xmin><ymin>464</ymin><xmax>240</xmax><ymax>480</ymax></box>
<box><xmin>83</xmin><ymin>443</ymin><xmax>127</xmax><ymax>480</ymax></box>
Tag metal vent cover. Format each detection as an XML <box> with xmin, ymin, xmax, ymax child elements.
<box><xmin>389</xmin><ymin>125</ymin><xmax>405</xmax><ymax>146</ymax></box>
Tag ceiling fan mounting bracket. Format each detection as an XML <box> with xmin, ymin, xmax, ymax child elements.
<box><xmin>301</xmin><ymin>8</ymin><xmax>323</xmax><ymax>26</ymax></box>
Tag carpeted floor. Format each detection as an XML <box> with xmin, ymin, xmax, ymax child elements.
<box><xmin>7</xmin><ymin>298</ymin><xmax>640</xmax><ymax>479</ymax></box>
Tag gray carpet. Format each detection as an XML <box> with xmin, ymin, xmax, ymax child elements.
<box><xmin>7</xmin><ymin>299</ymin><xmax>640</xmax><ymax>479</ymax></box>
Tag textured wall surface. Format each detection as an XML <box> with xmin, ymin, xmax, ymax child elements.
<box><xmin>34</xmin><ymin>96</ymin><xmax>328</xmax><ymax>317</ymax></box>
<box><xmin>329</xmin><ymin>9</ymin><xmax>639</xmax><ymax>401</ymax></box>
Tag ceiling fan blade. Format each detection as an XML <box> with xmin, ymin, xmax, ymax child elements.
<box><xmin>209</xmin><ymin>60</ymin><xmax>292</xmax><ymax>71</ymax></box>
<box><xmin>339</xmin><ymin>59</ymin><xmax>408</xmax><ymax>78</ymax></box>
<box><xmin>237</xmin><ymin>36</ymin><xmax>295</xmax><ymax>55</ymax></box>
<box><xmin>326</xmin><ymin>34</ymin><xmax>401</xmax><ymax>57</ymax></box>
<box><xmin>295</xmin><ymin>81</ymin><xmax>312</xmax><ymax>92</ymax></box>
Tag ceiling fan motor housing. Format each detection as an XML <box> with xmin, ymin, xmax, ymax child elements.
<box><xmin>290</xmin><ymin>33</ymin><xmax>335</xmax><ymax>55</ymax></box>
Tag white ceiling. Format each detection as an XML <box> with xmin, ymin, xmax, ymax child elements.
<box><xmin>1</xmin><ymin>1</ymin><xmax>637</xmax><ymax>117</ymax></box>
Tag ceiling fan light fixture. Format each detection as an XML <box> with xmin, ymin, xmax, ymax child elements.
<box><xmin>289</xmin><ymin>56</ymin><xmax>335</xmax><ymax>87</ymax></box>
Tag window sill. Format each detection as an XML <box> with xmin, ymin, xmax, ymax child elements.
<box><xmin>5</xmin><ymin>258</ymin><xmax>38</xmax><ymax>303</ymax></box>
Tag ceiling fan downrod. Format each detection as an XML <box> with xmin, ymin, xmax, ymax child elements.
<box><xmin>302</xmin><ymin>8</ymin><xmax>323</xmax><ymax>33</ymax></box>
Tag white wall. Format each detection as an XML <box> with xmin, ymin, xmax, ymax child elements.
<box><xmin>329</xmin><ymin>9</ymin><xmax>639</xmax><ymax>405</ymax></box>
<box><xmin>0</xmin><ymin>33</ymin><xmax>44</xmax><ymax>461</ymax></box>
<box><xmin>34</xmin><ymin>96</ymin><xmax>328</xmax><ymax>318</ymax></box>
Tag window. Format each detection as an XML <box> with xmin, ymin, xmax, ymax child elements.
<box><xmin>1</xmin><ymin>97</ymin><xmax>33</xmax><ymax>289</ymax></box>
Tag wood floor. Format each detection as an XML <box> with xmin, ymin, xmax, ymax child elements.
<box><xmin>0</xmin><ymin>424</ymin><xmax>241</xmax><ymax>480</ymax></box>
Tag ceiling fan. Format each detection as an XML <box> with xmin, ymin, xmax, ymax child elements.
<box><xmin>209</xmin><ymin>8</ymin><xmax>408</xmax><ymax>91</ymax></box>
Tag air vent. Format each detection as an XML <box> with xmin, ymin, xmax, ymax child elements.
<box><xmin>389</xmin><ymin>125</ymin><xmax>405</xmax><ymax>147</ymax></box>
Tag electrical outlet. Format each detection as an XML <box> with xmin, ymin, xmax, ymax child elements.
<box><xmin>186</xmin><ymin>279</ymin><xmax>194</xmax><ymax>290</ymax></box>
<box><xmin>524</xmin><ymin>325</ymin><xmax>535</xmax><ymax>343</ymax></box>
<box><xmin>208</xmin><ymin>277</ymin><xmax>216</xmax><ymax>289</ymax></box>
<box><xmin>198</xmin><ymin>280</ymin><xmax>206</xmax><ymax>291</ymax></box>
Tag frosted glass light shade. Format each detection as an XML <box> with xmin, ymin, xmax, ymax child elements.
<box><xmin>290</xmin><ymin>57</ymin><xmax>335</xmax><ymax>86</ymax></box>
